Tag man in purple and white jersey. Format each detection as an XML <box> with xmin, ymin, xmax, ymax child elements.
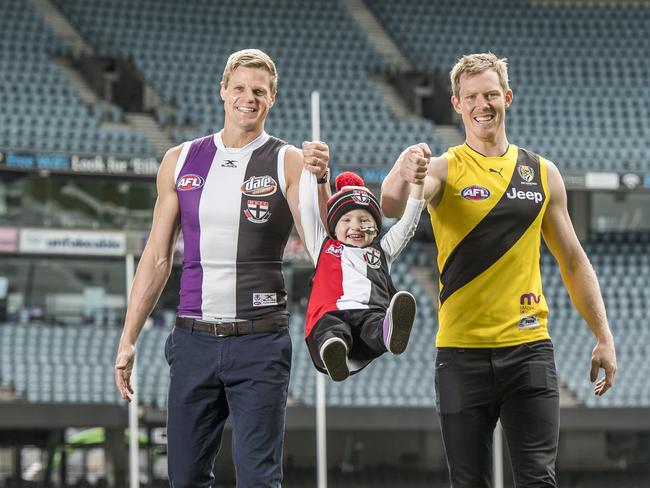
<box><xmin>114</xmin><ymin>49</ymin><xmax>330</xmax><ymax>487</ymax></box>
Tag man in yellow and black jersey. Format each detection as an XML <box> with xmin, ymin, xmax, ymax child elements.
<box><xmin>382</xmin><ymin>53</ymin><xmax>617</xmax><ymax>488</ymax></box>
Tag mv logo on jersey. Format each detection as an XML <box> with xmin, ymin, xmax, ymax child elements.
<box><xmin>364</xmin><ymin>247</ymin><xmax>381</xmax><ymax>269</ymax></box>
<box><xmin>176</xmin><ymin>174</ymin><xmax>204</xmax><ymax>191</ymax></box>
<box><xmin>461</xmin><ymin>185</ymin><xmax>491</xmax><ymax>201</ymax></box>
<box><xmin>244</xmin><ymin>199</ymin><xmax>271</xmax><ymax>224</ymax></box>
<box><xmin>241</xmin><ymin>175</ymin><xmax>277</xmax><ymax>196</ymax></box>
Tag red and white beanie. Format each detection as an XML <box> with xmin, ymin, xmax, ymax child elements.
<box><xmin>326</xmin><ymin>172</ymin><xmax>382</xmax><ymax>238</ymax></box>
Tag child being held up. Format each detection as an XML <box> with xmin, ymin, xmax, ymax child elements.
<box><xmin>298</xmin><ymin>150</ymin><xmax>427</xmax><ymax>381</ymax></box>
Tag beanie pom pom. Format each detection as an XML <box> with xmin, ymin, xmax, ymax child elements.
<box><xmin>335</xmin><ymin>171</ymin><xmax>365</xmax><ymax>191</ymax></box>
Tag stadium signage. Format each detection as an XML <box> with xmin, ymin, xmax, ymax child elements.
<box><xmin>19</xmin><ymin>229</ymin><xmax>126</xmax><ymax>256</ymax></box>
<box><xmin>0</xmin><ymin>150</ymin><xmax>159</xmax><ymax>177</ymax></box>
<box><xmin>0</xmin><ymin>227</ymin><xmax>18</xmax><ymax>253</ymax></box>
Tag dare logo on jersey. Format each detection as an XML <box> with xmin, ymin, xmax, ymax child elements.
<box><xmin>177</xmin><ymin>174</ymin><xmax>204</xmax><ymax>191</ymax></box>
<box><xmin>461</xmin><ymin>185</ymin><xmax>490</xmax><ymax>200</ymax></box>
<box><xmin>241</xmin><ymin>175</ymin><xmax>277</xmax><ymax>196</ymax></box>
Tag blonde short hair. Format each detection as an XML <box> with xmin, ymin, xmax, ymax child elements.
<box><xmin>450</xmin><ymin>53</ymin><xmax>510</xmax><ymax>99</ymax></box>
<box><xmin>221</xmin><ymin>49</ymin><xmax>278</xmax><ymax>94</ymax></box>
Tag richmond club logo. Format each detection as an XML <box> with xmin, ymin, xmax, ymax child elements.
<box><xmin>244</xmin><ymin>200</ymin><xmax>271</xmax><ymax>224</ymax></box>
<box><xmin>461</xmin><ymin>185</ymin><xmax>490</xmax><ymax>200</ymax></box>
<box><xmin>176</xmin><ymin>174</ymin><xmax>204</xmax><ymax>191</ymax></box>
<box><xmin>518</xmin><ymin>165</ymin><xmax>535</xmax><ymax>182</ymax></box>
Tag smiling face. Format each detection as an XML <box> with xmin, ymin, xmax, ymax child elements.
<box><xmin>451</xmin><ymin>69</ymin><xmax>512</xmax><ymax>151</ymax></box>
<box><xmin>334</xmin><ymin>209</ymin><xmax>377</xmax><ymax>247</ymax></box>
<box><xmin>220</xmin><ymin>66</ymin><xmax>275</xmax><ymax>136</ymax></box>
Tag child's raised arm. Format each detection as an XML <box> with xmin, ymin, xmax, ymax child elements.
<box><xmin>299</xmin><ymin>168</ymin><xmax>329</xmax><ymax>266</ymax></box>
<box><xmin>380</xmin><ymin>181</ymin><xmax>426</xmax><ymax>262</ymax></box>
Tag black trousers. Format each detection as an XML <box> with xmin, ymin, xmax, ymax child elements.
<box><xmin>435</xmin><ymin>339</ymin><xmax>559</xmax><ymax>488</ymax></box>
<box><xmin>306</xmin><ymin>309</ymin><xmax>387</xmax><ymax>375</ymax></box>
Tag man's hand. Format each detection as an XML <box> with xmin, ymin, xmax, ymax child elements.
<box><xmin>115</xmin><ymin>342</ymin><xmax>136</xmax><ymax>402</ymax></box>
<box><xmin>400</xmin><ymin>143</ymin><xmax>431</xmax><ymax>184</ymax></box>
<box><xmin>591</xmin><ymin>336</ymin><xmax>617</xmax><ymax>396</ymax></box>
<box><xmin>302</xmin><ymin>141</ymin><xmax>330</xmax><ymax>179</ymax></box>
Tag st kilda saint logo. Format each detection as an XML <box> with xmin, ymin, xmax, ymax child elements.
<box><xmin>245</xmin><ymin>199</ymin><xmax>271</xmax><ymax>224</ymax></box>
<box><xmin>364</xmin><ymin>247</ymin><xmax>381</xmax><ymax>269</ymax></box>
<box><xmin>176</xmin><ymin>174</ymin><xmax>205</xmax><ymax>191</ymax></box>
<box><xmin>351</xmin><ymin>190</ymin><xmax>371</xmax><ymax>205</ymax></box>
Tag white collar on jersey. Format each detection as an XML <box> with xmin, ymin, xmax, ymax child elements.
<box><xmin>214</xmin><ymin>130</ymin><xmax>270</xmax><ymax>153</ymax></box>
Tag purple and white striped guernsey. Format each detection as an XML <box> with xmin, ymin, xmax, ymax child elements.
<box><xmin>174</xmin><ymin>131</ymin><xmax>293</xmax><ymax>320</ymax></box>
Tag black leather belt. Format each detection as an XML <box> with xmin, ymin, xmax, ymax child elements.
<box><xmin>175</xmin><ymin>315</ymin><xmax>288</xmax><ymax>337</ymax></box>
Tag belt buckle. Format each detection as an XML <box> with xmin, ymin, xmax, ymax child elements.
<box><xmin>213</xmin><ymin>321</ymin><xmax>236</xmax><ymax>337</ymax></box>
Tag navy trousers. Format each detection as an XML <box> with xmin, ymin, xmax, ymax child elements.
<box><xmin>435</xmin><ymin>339</ymin><xmax>559</xmax><ymax>488</ymax></box>
<box><xmin>164</xmin><ymin>324</ymin><xmax>292</xmax><ymax>488</ymax></box>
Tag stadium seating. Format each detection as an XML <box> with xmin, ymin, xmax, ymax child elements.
<box><xmin>1</xmin><ymin>232</ymin><xmax>648</xmax><ymax>409</ymax></box>
<box><xmin>51</xmin><ymin>0</ymin><xmax>444</xmax><ymax>166</ymax></box>
<box><xmin>544</xmin><ymin>231</ymin><xmax>650</xmax><ymax>407</ymax></box>
<box><xmin>366</xmin><ymin>0</ymin><xmax>650</xmax><ymax>171</ymax></box>
<box><xmin>0</xmin><ymin>0</ymin><xmax>153</xmax><ymax>156</ymax></box>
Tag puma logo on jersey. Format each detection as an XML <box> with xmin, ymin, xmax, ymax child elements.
<box><xmin>241</xmin><ymin>175</ymin><xmax>277</xmax><ymax>196</ymax></box>
<box><xmin>177</xmin><ymin>174</ymin><xmax>204</xmax><ymax>191</ymax></box>
<box><xmin>506</xmin><ymin>188</ymin><xmax>543</xmax><ymax>203</ymax></box>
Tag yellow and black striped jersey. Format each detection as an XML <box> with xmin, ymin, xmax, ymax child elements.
<box><xmin>430</xmin><ymin>143</ymin><xmax>551</xmax><ymax>348</ymax></box>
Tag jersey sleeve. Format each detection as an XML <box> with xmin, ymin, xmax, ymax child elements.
<box><xmin>380</xmin><ymin>196</ymin><xmax>426</xmax><ymax>262</ymax></box>
<box><xmin>299</xmin><ymin>168</ymin><xmax>328</xmax><ymax>266</ymax></box>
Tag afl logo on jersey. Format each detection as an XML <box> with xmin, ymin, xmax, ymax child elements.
<box><xmin>177</xmin><ymin>174</ymin><xmax>205</xmax><ymax>191</ymax></box>
<box><xmin>364</xmin><ymin>247</ymin><xmax>381</xmax><ymax>269</ymax></box>
<box><xmin>461</xmin><ymin>185</ymin><xmax>490</xmax><ymax>201</ymax></box>
<box><xmin>325</xmin><ymin>242</ymin><xmax>343</xmax><ymax>257</ymax></box>
<box><xmin>241</xmin><ymin>175</ymin><xmax>277</xmax><ymax>196</ymax></box>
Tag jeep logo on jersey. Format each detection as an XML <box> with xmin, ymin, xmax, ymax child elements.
<box><xmin>244</xmin><ymin>199</ymin><xmax>271</xmax><ymax>224</ymax></box>
<box><xmin>364</xmin><ymin>247</ymin><xmax>381</xmax><ymax>269</ymax></box>
<box><xmin>351</xmin><ymin>190</ymin><xmax>371</xmax><ymax>204</ymax></box>
<box><xmin>461</xmin><ymin>185</ymin><xmax>490</xmax><ymax>200</ymax></box>
<box><xmin>506</xmin><ymin>188</ymin><xmax>544</xmax><ymax>203</ymax></box>
<box><xmin>241</xmin><ymin>175</ymin><xmax>277</xmax><ymax>196</ymax></box>
<box><xmin>518</xmin><ymin>165</ymin><xmax>535</xmax><ymax>182</ymax></box>
<box><xmin>176</xmin><ymin>174</ymin><xmax>204</xmax><ymax>191</ymax></box>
